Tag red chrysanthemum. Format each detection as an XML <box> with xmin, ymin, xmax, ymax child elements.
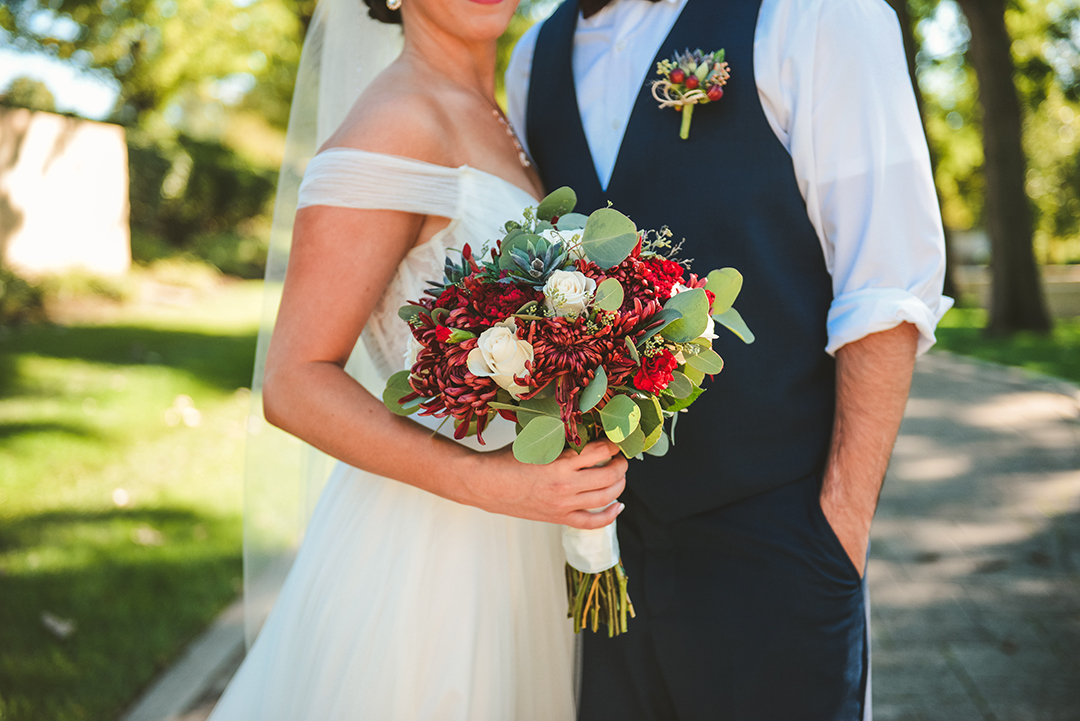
<box><xmin>434</xmin><ymin>277</ymin><xmax>543</xmax><ymax>326</ymax></box>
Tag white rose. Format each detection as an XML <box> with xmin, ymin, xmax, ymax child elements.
<box><xmin>543</xmin><ymin>269</ymin><xmax>597</xmax><ymax>317</ymax></box>
<box><xmin>403</xmin><ymin>335</ymin><xmax>425</xmax><ymax>370</ymax></box>
<box><xmin>466</xmin><ymin>319</ymin><xmax>534</xmax><ymax>398</ymax></box>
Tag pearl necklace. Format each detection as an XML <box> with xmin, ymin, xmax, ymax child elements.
<box><xmin>491</xmin><ymin>108</ymin><xmax>532</xmax><ymax>169</ymax></box>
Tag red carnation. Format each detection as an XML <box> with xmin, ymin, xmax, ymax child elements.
<box><xmin>633</xmin><ymin>349</ymin><xmax>678</xmax><ymax>394</ymax></box>
<box><xmin>434</xmin><ymin>325</ymin><xmax>452</xmax><ymax>343</ymax></box>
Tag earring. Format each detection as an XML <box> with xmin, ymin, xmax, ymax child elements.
<box><xmin>386</xmin><ymin>0</ymin><xmax>401</xmax><ymax>9</ymax></box>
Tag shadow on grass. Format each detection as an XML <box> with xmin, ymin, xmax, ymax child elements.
<box><xmin>0</xmin><ymin>420</ymin><xmax>99</xmax><ymax>442</ymax></box>
<box><xmin>0</xmin><ymin>506</ymin><xmax>243</xmax><ymax>721</ymax></box>
<box><xmin>0</xmin><ymin>323</ymin><xmax>258</xmax><ymax>398</ymax></box>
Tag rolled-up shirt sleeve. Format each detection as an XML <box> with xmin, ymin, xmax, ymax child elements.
<box><xmin>768</xmin><ymin>0</ymin><xmax>953</xmax><ymax>356</ymax></box>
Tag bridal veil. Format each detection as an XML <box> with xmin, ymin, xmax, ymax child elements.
<box><xmin>242</xmin><ymin>0</ymin><xmax>404</xmax><ymax>645</ymax></box>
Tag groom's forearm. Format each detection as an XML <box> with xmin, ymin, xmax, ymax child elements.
<box><xmin>820</xmin><ymin>321</ymin><xmax>919</xmax><ymax>576</ymax></box>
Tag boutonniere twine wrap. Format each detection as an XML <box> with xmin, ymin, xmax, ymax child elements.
<box><xmin>384</xmin><ymin>187</ymin><xmax>754</xmax><ymax>636</ymax></box>
<box><xmin>652</xmin><ymin>48</ymin><xmax>731</xmax><ymax>140</ymax></box>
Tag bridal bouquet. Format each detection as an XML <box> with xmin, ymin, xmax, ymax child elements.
<box><xmin>383</xmin><ymin>187</ymin><xmax>752</xmax><ymax>636</ymax></box>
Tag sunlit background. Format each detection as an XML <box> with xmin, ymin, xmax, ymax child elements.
<box><xmin>0</xmin><ymin>1</ymin><xmax>1078</xmax><ymax>719</ymax></box>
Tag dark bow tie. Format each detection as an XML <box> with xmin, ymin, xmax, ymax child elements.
<box><xmin>579</xmin><ymin>0</ymin><xmax>663</xmax><ymax>20</ymax></box>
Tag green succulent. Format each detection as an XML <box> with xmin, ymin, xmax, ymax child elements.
<box><xmin>425</xmin><ymin>252</ymin><xmax>471</xmax><ymax>297</ymax></box>
<box><xmin>505</xmin><ymin>236</ymin><xmax>571</xmax><ymax>289</ymax></box>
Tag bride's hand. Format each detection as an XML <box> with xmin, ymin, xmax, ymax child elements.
<box><xmin>461</xmin><ymin>440</ymin><xmax>628</xmax><ymax>530</ymax></box>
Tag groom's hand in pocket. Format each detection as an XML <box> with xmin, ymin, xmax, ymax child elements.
<box><xmin>464</xmin><ymin>440</ymin><xmax>627</xmax><ymax>528</ymax></box>
<box><xmin>820</xmin><ymin>322</ymin><xmax>919</xmax><ymax>578</ymax></box>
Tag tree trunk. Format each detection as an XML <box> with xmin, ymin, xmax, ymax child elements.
<box><xmin>885</xmin><ymin>0</ymin><xmax>960</xmax><ymax>300</ymax></box>
<box><xmin>955</xmin><ymin>0</ymin><xmax>1052</xmax><ymax>334</ymax></box>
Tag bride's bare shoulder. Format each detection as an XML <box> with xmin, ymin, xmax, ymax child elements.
<box><xmin>320</xmin><ymin>66</ymin><xmax>458</xmax><ymax>168</ymax></box>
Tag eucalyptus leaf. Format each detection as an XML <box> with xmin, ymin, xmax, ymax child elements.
<box><xmin>637</xmin><ymin>307</ymin><xmax>683</xmax><ymax>345</ymax></box>
<box><xmin>580</xmin><ymin>208</ymin><xmax>639</xmax><ymax>269</ymax></box>
<box><xmin>382</xmin><ymin>371</ymin><xmax>421</xmax><ymax>416</ymax></box>
<box><xmin>593</xmin><ymin>278</ymin><xmax>625</xmax><ymax>312</ymax></box>
<box><xmin>616</xmin><ymin>427</ymin><xmax>646</xmax><ymax>458</ymax></box>
<box><xmin>554</xmin><ymin>213</ymin><xmax>589</xmax><ymax>231</ymax></box>
<box><xmin>579</xmin><ymin>366</ymin><xmax>608</xmax><ymax>412</ymax></box>
<box><xmin>686</xmin><ymin>347</ymin><xmax>725</xmax><ymax>374</ymax></box>
<box><xmin>531</xmin><ymin>382</ymin><xmax>556</xmax><ymax>400</ymax></box>
<box><xmin>397</xmin><ymin>304</ymin><xmax>427</xmax><ymax>322</ymax></box>
<box><xmin>644</xmin><ymin>431</ymin><xmax>670</xmax><ymax>457</ymax></box>
<box><xmin>682</xmin><ymin>364</ymin><xmax>705</xmax><ymax>386</ymax></box>
<box><xmin>513</xmin><ymin>416</ymin><xmax>567</xmax><ymax>465</ymax></box>
<box><xmin>624</xmin><ymin>337</ymin><xmax>640</xmax><ymax>363</ymax></box>
<box><xmin>599</xmin><ymin>394</ymin><xmax>641</xmax><ymax>443</ymax></box>
<box><xmin>536</xmin><ymin>186</ymin><xmax>578</xmax><ymax>222</ymax></box>
<box><xmin>704</xmin><ymin>268</ymin><xmax>743</xmax><ymax>314</ymax></box>
<box><xmin>431</xmin><ymin>308</ymin><xmax>450</xmax><ymax>326</ymax></box>
<box><xmin>634</xmin><ymin>395</ymin><xmax>664</xmax><ymax>449</ymax></box>
<box><xmin>713</xmin><ymin>307</ymin><xmax>756</xmax><ymax>344</ymax></box>
<box><xmin>667</xmin><ymin>371</ymin><xmax>693</xmax><ymax>399</ymax></box>
<box><xmin>661</xmin><ymin>288</ymin><xmax>710</xmax><ymax>342</ymax></box>
<box><xmin>663</xmin><ymin>384</ymin><xmax>704</xmax><ymax>413</ymax></box>
<box><xmin>517</xmin><ymin>396</ymin><xmax>561</xmax><ymax>426</ymax></box>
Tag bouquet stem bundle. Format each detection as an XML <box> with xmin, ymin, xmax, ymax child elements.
<box><xmin>565</xmin><ymin>562</ymin><xmax>635</xmax><ymax>636</ymax></box>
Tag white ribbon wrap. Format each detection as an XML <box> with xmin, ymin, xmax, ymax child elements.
<box><xmin>562</xmin><ymin>510</ymin><xmax>620</xmax><ymax>574</ymax></box>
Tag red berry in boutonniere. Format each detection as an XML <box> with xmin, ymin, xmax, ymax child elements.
<box><xmin>652</xmin><ymin>48</ymin><xmax>731</xmax><ymax>140</ymax></box>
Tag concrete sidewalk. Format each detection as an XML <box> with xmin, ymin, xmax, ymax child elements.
<box><xmin>871</xmin><ymin>353</ymin><xmax>1080</xmax><ymax>720</ymax></box>
<box><xmin>121</xmin><ymin>352</ymin><xmax>1080</xmax><ymax>721</ymax></box>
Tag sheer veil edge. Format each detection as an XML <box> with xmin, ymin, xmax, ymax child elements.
<box><xmin>242</xmin><ymin>0</ymin><xmax>404</xmax><ymax>646</ymax></box>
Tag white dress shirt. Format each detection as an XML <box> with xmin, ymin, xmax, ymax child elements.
<box><xmin>506</xmin><ymin>0</ymin><xmax>953</xmax><ymax>356</ymax></box>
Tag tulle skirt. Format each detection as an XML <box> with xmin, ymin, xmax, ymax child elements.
<box><xmin>209</xmin><ymin>460</ymin><xmax>577</xmax><ymax>720</ymax></box>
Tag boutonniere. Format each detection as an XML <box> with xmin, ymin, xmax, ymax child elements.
<box><xmin>651</xmin><ymin>48</ymin><xmax>731</xmax><ymax>140</ymax></box>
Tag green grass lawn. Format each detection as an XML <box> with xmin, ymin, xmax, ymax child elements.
<box><xmin>933</xmin><ymin>307</ymin><xmax>1080</xmax><ymax>385</ymax></box>
<box><xmin>0</xmin><ymin>281</ymin><xmax>262</xmax><ymax>721</ymax></box>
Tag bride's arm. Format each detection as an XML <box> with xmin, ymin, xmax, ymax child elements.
<box><xmin>263</xmin><ymin>203</ymin><xmax>627</xmax><ymax>530</ymax></box>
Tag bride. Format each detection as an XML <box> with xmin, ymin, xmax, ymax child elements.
<box><xmin>207</xmin><ymin>0</ymin><xmax>628</xmax><ymax>718</ymax></box>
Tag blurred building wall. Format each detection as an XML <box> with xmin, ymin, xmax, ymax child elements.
<box><xmin>0</xmin><ymin>107</ymin><xmax>130</xmax><ymax>276</ymax></box>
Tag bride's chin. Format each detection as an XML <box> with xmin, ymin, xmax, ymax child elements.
<box><xmin>411</xmin><ymin>0</ymin><xmax>517</xmax><ymax>40</ymax></box>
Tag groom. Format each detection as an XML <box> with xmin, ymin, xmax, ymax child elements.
<box><xmin>507</xmin><ymin>0</ymin><xmax>950</xmax><ymax>718</ymax></box>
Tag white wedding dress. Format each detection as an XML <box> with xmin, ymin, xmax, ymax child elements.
<box><xmin>208</xmin><ymin>149</ymin><xmax>577</xmax><ymax>720</ymax></box>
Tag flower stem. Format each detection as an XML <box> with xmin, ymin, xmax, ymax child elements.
<box><xmin>565</xmin><ymin>562</ymin><xmax>634</xmax><ymax>636</ymax></box>
<box><xmin>680</xmin><ymin>104</ymin><xmax>694</xmax><ymax>140</ymax></box>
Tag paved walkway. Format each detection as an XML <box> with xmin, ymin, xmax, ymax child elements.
<box><xmin>870</xmin><ymin>353</ymin><xmax>1080</xmax><ymax>721</ymax></box>
<box><xmin>121</xmin><ymin>352</ymin><xmax>1080</xmax><ymax>721</ymax></box>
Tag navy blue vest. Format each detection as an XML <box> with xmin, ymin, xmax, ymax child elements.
<box><xmin>527</xmin><ymin>0</ymin><xmax>837</xmax><ymax>520</ymax></box>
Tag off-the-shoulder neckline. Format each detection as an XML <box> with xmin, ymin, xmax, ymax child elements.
<box><xmin>313</xmin><ymin>147</ymin><xmax>541</xmax><ymax>204</ymax></box>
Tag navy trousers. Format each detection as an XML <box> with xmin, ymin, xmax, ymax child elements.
<box><xmin>579</xmin><ymin>473</ymin><xmax>867</xmax><ymax>721</ymax></box>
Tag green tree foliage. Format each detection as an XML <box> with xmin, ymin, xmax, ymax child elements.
<box><xmin>0</xmin><ymin>76</ymin><xmax>56</xmax><ymax>112</ymax></box>
<box><xmin>129</xmin><ymin>135</ymin><xmax>275</xmax><ymax>247</ymax></box>
<box><xmin>2</xmin><ymin>0</ymin><xmax>301</xmax><ymax>134</ymax></box>
<box><xmin>912</xmin><ymin>0</ymin><xmax>1080</xmax><ymax>265</ymax></box>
